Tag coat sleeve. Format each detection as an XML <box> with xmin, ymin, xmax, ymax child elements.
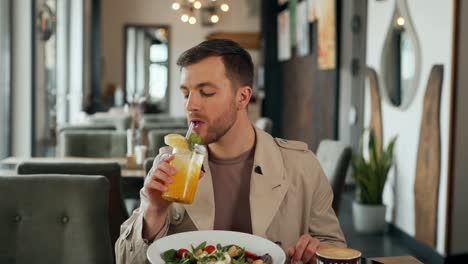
<box><xmin>115</xmin><ymin>147</ymin><xmax>172</xmax><ymax>264</ymax></box>
<box><xmin>308</xmin><ymin>159</ymin><xmax>347</xmax><ymax>248</ymax></box>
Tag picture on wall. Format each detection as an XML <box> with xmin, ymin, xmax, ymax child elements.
<box><xmin>317</xmin><ymin>0</ymin><xmax>336</xmax><ymax>69</ymax></box>
<box><xmin>278</xmin><ymin>10</ymin><xmax>291</xmax><ymax>61</ymax></box>
<box><xmin>296</xmin><ymin>0</ymin><xmax>310</xmax><ymax>56</ymax></box>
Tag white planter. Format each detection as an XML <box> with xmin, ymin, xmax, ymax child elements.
<box><xmin>352</xmin><ymin>201</ymin><xmax>387</xmax><ymax>234</ymax></box>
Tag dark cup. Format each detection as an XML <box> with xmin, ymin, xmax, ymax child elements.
<box><xmin>316</xmin><ymin>247</ymin><xmax>362</xmax><ymax>264</ymax></box>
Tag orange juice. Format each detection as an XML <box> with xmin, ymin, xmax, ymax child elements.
<box><xmin>162</xmin><ymin>144</ymin><xmax>205</xmax><ymax>204</ymax></box>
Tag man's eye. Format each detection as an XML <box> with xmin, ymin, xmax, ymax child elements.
<box><xmin>201</xmin><ymin>91</ymin><xmax>215</xmax><ymax>97</ymax></box>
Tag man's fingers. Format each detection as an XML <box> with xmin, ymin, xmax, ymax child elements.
<box><xmin>292</xmin><ymin>235</ymin><xmax>310</xmax><ymax>263</ymax></box>
<box><xmin>161</xmin><ymin>153</ymin><xmax>175</xmax><ymax>162</ymax></box>
<box><xmin>157</xmin><ymin>162</ymin><xmax>176</xmax><ymax>177</ymax></box>
<box><xmin>301</xmin><ymin>241</ymin><xmax>319</xmax><ymax>263</ymax></box>
<box><xmin>144</xmin><ymin>179</ymin><xmax>168</xmax><ymax>193</ymax></box>
<box><xmin>199</xmin><ymin>171</ymin><xmax>205</xmax><ymax>179</ymax></box>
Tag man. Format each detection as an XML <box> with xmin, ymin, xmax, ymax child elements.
<box><xmin>116</xmin><ymin>39</ymin><xmax>346</xmax><ymax>264</ymax></box>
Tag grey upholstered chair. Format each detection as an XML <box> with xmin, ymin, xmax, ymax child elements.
<box><xmin>255</xmin><ymin>117</ymin><xmax>273</xmax><ymax>134</ymax></box>
<box><xmin>0</xmin><ymin>174</ymin><xmax>113</xmax><ymax>264</ymax></box>
<box><xmin>58</xmin><ymin>130</ymin><xmax>127</xmax><ymax>158</ymax></box>
<box><xmin>147</xmin><ymin>129</ymin><xmax>186</xmax><ymax>157</ymax></box>
<box><xmin>140</xmin><ymin>119</ymin><xmax>187</xmax><ymax>147</ymax></box>
<box><xmin>57</xmin><ymin>124</ymin><xmax>117</xmax><ymax>133</ymax></box>
<box><xmin>316</xmin><ymin>140</ymin><xmax>352</xmax><ymax>215</ymax></box>
<box><xmin>88</xmin><ymin>114</ymin><xmax>130</xmax><ymax>131</ymax></box>
<box><xmin>139</xmin><ymin>114</ymin><xmax>187</xmax><ymax>128</ymax></box>
<box><xmin>16</xmin><ymin>161</ymin><xmax>128</xmax><ymax>261</ymax></box>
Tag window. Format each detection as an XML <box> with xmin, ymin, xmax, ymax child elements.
<box><xmin>125</xmin><ymin>25</ymin><xmax>170</xmax><ymax>112</ymax></box>
<box><xmin>148</xmin><ymin>43</ymin><xmax>168</xmax><ymax>101</ymax></box>
<box><xmin>0</xmin><ymin>0</ymin><xmax>12</xmax><ymax>159</ymax></box>
<box><xmin>32</xmin><ymin>0</ymin><xmax>85</xmax><ymax>156</ymax></box>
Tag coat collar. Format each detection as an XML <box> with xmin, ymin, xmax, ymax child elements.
<box><xmin>184</xmin><ymin>126</ymin><xmax>289</xmax><ymax>236</ymax></box>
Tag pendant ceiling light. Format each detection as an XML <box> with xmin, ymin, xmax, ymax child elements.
<box><xmin>171</xmin><ymin>0</ymin><xmax>230</xmax><ymax>26</ymax></box>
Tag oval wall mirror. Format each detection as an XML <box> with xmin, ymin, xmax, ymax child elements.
<box><xmin>381</xmin><ymin>0</ymin><xmax>421</xmax><ymax>109</ymax></box>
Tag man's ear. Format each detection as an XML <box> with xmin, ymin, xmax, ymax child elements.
<box><xmin>237</xmin><ymin>86</ymin><xmax>253</xmax><ymax>110</ymax></box>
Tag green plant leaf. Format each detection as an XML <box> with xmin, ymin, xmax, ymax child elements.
<box><xmin>351</xmin><ymin>128</ymin><xmax>398</xmax><ymax>205</ymax></box>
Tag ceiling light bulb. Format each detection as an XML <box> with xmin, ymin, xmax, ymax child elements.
<box><xmin>396</xmin><ymin>17</ymin><xmax>405</xmax><ymax>26</ymax></box>
<box><xmin>188</xmin><ymin>0</ymin><xmax>195</xmax><ymax>3</ymax></box>
<box><xmin>172</xmin><ymin>2</ymin><xmax>180</xmax><ymax>10</ymax></box>
<box><xmin>210</xmin><ymin>14</ymin><xmax>219</xmax><ymax>23</ymax></box>
<box><xmin>181</xmin><ymin>14</ymin><xmax>189</xmax><ymax>22</ymax></box>
<box><xmin>193</xmin><ymin>1</ymin><xmax>202</xmax><ymax>9</ymax></box>
<box><xmin>220</xmin><ymin>3</ymin><xmax>229</xmax><ymax>12</ymax></box>
<box><xmin>189</xmin><ymin>16</ymin><xmax>197</xmax><ymax>24</ymax></box>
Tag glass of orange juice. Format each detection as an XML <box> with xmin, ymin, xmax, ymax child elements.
<box><xmin>161</xmin><ymin>134</ymin><xmax>206</xmax><ymax>204</ymax></box>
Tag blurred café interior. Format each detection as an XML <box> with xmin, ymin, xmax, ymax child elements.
<box><xmin>0</xmin><ymin>0</ymin><xmax>467</xmax><ymax>263</ymax></box>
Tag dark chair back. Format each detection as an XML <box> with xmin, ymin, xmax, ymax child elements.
<box><xmin>0</xmin><ymin>174</ymin><xmax>113</xmax><ymax>264</ymax></box>
<box><xmin>58</xmin><ymin>130</ymin><xmax>127</xmax><ymax>158</ymax></box>
<box><xmin>16</xmin><ymin>162</ymin><xmax>128</xmax><ymax>261</ymax></box>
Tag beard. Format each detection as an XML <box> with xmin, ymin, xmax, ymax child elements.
<box><xmin>190</xmin><ymin>100</ymin><xmax>238</xmax><ymax>145</ymax></box>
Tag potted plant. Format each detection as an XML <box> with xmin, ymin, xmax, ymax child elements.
<box><xmin>351</xmin><ymin>129</ymin><xmax>397</xmax><ymax>233</ymax></box>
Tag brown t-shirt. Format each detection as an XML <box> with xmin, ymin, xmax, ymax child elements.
<box><xmin>209</xmin><ymin>147</ymin><xmax>255</xmax><ymax>234</ymax></box>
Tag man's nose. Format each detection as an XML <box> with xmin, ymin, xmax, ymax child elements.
<box><xmin>185</xmin><ymin>93</ymin><xmax>200</xmax><ymax>112</ymax></box>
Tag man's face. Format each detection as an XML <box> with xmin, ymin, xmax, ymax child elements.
<box><xmin>180</xmin><ymin>56</ymin><xmax>238</xmax><ymax>145</ymax></box>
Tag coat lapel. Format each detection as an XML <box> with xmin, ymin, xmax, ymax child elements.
<box><xmin>250</xmin><ymin>128</ymin><xmax>289</xmax><ymax>237</ymax></box>
<box><xmin>183</xmin><ymin>157</ymin><xmax>215</xmax><ymax>230</ymax></box>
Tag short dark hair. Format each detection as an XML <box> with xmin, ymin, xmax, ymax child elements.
<box><xmin>177</xmin><ymin>39</ymin><xmax>254</xmax><ymax>88</ymax></box>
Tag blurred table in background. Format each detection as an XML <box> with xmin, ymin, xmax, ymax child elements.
<box><xmin>0</xmin><ymin>156</ymin><xmax>146</xmax><ymax>199</ymax></box>
<box><xmin>370</xmin><ymin>256</ymin><xmax>422</xmax><ymax>264</ymax></box>
<box><xmin>0</xmin><ymin>157</ymin><xmax>145</xmax><ymax>177</ymax></box>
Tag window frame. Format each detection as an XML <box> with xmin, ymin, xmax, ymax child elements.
<box><xmin>0</xmin><ymin>0</ymin><xmax>13</xmax><ymax>158</ymax></box>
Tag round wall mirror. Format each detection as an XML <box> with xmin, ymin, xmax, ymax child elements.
<box><xmin>381</xmin><ymin>0</ymin><xmax>420</xmax><ymax>109</ymax></box>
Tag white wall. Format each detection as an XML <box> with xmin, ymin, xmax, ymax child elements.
<box><xmin>101</xmin><ymin>0</ymin><xmax>260</xmax><ymax>117</ymax></box>
<box><xmin>12</xmin><ymin>0</ymin><xmax>32</xmax><ymax>157</ymax></box>
<box><xmin>365</xmin><ymin>0</ymin><xmax>454</xmax><ymax>255</ymax></box>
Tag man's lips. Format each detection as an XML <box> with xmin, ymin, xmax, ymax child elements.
<box><xmin>190</xmin><ymin>119</ymin><xmax>205</xmax><ymax>129</ymax></box>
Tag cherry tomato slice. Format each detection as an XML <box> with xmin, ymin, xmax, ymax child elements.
<box><xmin>205</xmin><ymin>245</ymin><xmax>216</xmax><ymax>254</ymax></box>
<box><xmin>176</xmin><ymin>248</ymin><xmax>189</xmax><ymax>259</ymax></box>
<box><xmin>245</xmin><ymin>250</ymin><xmax>259</xmax><ymax>260</ymax></box>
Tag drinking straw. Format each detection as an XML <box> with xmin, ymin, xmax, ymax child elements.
<box><xmin>185</xmin><ymin>122</ymin><xmax>194</xmax><ymax>139</ymax></box>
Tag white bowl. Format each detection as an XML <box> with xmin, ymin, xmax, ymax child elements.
<box><xmin>147</xmin><ymin>230</ymin><xmax>286</xmax><ymax>264</ymax></box>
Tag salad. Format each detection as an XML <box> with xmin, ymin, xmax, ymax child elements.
<box><xmin>160</xmin><ymin>241</ymin><xmax>273</xmax><ymax>264</ymax></box>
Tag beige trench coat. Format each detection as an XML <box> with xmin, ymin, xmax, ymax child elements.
<box><xmin>115</xmin><ymin>127</ymin><xmax>346</xmax><ymax>263</ymax></box>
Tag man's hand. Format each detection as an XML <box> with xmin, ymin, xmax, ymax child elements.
<box><xmin>142</xmin><ymin>154</ymin><xmax>177</xmax><ymax>240</ymax></box>
<box><xmin>287</xmin><ymin>234</ymin><xmax>320</xmax><ymax>264</ymax></box>
<box><xmin>142</xmin><ymin>153</ymin><xmax>205</xmax><ymax>241</ymax></box>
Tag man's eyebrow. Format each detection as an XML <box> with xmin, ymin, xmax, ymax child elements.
<box><xmin>196</xmin><ymin>82</ymin><xmax>219</xmax><ymax>89</ymax></box>
<box><xmin>180</xmin><ymin>82</ymin><xmax>219</xmax><ymax>90</ymax></box>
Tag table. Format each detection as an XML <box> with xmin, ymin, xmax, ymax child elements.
<box><xmin>0</xmin><ymin>156</ymin><xmax>146</xmax><ymax>178</ymax></box>
<box><xmin>371</xmin><ymin>256</ymin><xmax>422</xmax><ymax>264</ymax></box>
<box><xmin>0</xmin><ymin>156</ymin><xmax>147</xmax><ymax>199</ymax></box>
